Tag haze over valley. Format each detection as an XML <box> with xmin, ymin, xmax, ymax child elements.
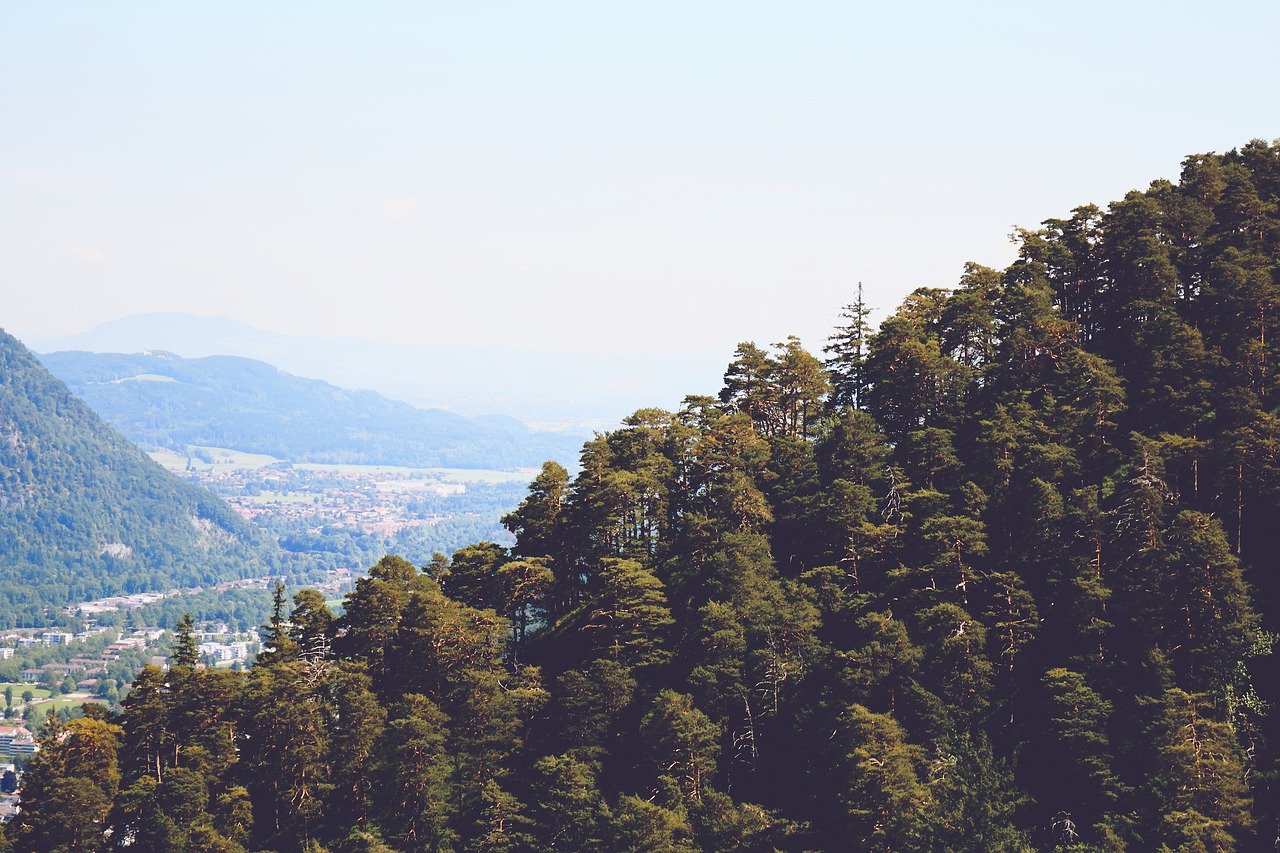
<box><xmin>36</xmin><ymin>313</ymin><xmax>714</xmax><ymax>430</ymax></box>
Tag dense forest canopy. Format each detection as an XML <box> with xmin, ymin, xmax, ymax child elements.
<box><xmin>10</xmin><ymin>139</ymin><xmax>1280</xmax><ymax>852</ymax></box>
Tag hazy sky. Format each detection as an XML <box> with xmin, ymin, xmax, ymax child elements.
<box><xmin>4</xmin><ymin>2</ymin><xmax>1279</xmax><ymax>367</ymax></box>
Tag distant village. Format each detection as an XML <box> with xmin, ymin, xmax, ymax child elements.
<box><xmin>173</xmin><ymin>463</ymin><xmax>468</xmax><ymax>536</ymax></box>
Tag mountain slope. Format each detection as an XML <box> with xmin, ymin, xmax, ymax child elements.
<box><xmin>38</xmin><ymin>350</ymin><xmax>583</xmax><ymax>469</ymax></box>
<box><xmin>0</xmin><ymin>328</ymin><xmax>278</xmax><ymax>625</ymax></box>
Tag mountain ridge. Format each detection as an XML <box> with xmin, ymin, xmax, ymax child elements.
<box><xmin>35</xmin><ymin>312</ymin><xmax>724</xmax><ymax>427</ymax></box>
<box><xmin>38</xmin><ymin>349</ymin><xmax>583</xmax><ymax>470</ymax></box>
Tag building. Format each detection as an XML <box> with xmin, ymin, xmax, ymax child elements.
<box><xmin>0</xmin><ymin>726</ymin><xmax>38</xmax><ymax>759</ymax></box>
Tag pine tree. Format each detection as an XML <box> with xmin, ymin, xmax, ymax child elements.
<box><xmin>582</xmin><ymin>558</ymin><xmax>675</xmax><ymax>671</ymax></box>
<box><xmin>836</xmin><ymin>704</ymin><xmax>930</xmax><ymax>853</ymax></box>
<box><xmin>826</xmin><ymin>282</ymin><xmax>874</xmax><ymax>410</ymax></box>
<box><xmin>257</xmin><ymin>583</ymin><xmax>299</xmax><ymax>667</ymax></box>
<box><xmin>171</xmin><ymin>612</ymin><xmax>201</xmax><ymax>670</ymax></box>
<box><xmin>10</xmin><ymin>717</ymin><xmax>124</xmax><ymax>853</ymax></box>
<box><xmin>372</xmin><ymin>694</ymin><xmax>455</xmax><ymax>852</ymax></box>
<box><xmin>641</xmin><ymin>690</ymin><xmax>722</xmax><ymax>807</ymax></box>
<box><xmin>1151</xmin><ymin>689</ymin><xmax>1254</xmax><ymax>851</ymax></box>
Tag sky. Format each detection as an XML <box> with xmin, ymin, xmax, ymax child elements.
<box><xmin>3</xmin><ymin>2</ymin><xmax>1280</xmax><ymax>380</ymax></box>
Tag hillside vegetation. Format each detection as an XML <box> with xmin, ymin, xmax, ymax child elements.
<box><xmin>0</xmin><ymin>330</ymin><xmax>280</xmax><ymax>625</ymax></box>
<box><xmin>11</xmin><ymin>140</ymin><xmax>1280</xmax><ymax>852</ymax></box>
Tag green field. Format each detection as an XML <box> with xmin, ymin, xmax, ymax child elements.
<box><xmin>32</xmin><ymin>694</ymin><xmax>105</xmax><ymax>714</ymax></box>
<box><xmin>0</xmin><ymin>685</ymin><xmax>51</xmax><ymax>702</ymax></box>
<box><xmin>150</xmin><ymin>446</ymin><xmax>284</xmax><ymax>471</ymax></box>
<box><xmin>118</xmin><ymin>373</ymin><xmax>177</xmax><ymax>383</ymax></box>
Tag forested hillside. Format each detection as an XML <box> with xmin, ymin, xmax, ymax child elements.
<box><xmin>0</xmin><ymin>330</ymin><xmax>279</xmax><ymax>625</ymax></box>
<box><xmin>38</xmin><ymin>350</ymin><xmax>582</xmax><ymax>469</ymax></box>
<box><xmin>11</xmin><ymin>140</ymin><xmax>1280</xmax><ymax>852</ymax></box>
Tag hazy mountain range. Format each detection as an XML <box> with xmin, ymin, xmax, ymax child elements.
<box><xmin>35</xmin><ymin>313</ymin><xmax>726</xmax><ymax>429</ymax></box>
<box><xmin>38</xmin><ymin>349</ymin><xmax>584</xmax><ymax>470</ymax></box>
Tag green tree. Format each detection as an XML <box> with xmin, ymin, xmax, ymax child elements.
<box><xmin>836</xmin><ymin>704</ymin><xmax>930</xmax><ymax>853</ymax></box>
<box><xmin>257</xmin><ymin>583</ymin><xmax>299</xmax><ymax>667</ymax></box>
<box><xmin>1159</xmin><ymin>511</ymin><xmax>1256</xmax><ymax>693</ymax></box>
<box><xmin>641</xmin><ymin>690</ymin><xmax>721</xmax><ymax>807</ymax></box>
<box><xmin>922</xmin><ymin>735</ymin><xmax>1030</xmax><ymax>853</ymax></box>
<box><xmin>526</xmin><ymin>754</ymin><xmax>611</xmax><ymax>852</ymax></box>
<box><xmin>322</xmin><ymin>662</ymin><xmax>386</xmax><ymax>833</ymax></box>
<box><xmin>1152</xmin><ymin>689</ymin><xmax>1253</xmax><ymax>851</ymax></box>
<box><xmin>720</xmin><ymin>342</ymin><xmax>778</xmax><ymax>434</ymax></box>
<box><xmin>372</xmin><ymin>693</ymin><xmax>455</xmax><ymax>852</ymax></box>
<box><xmin>213</xmin><ymin>785</ymin><xmax>254</xmax><ymax>850</ymax></box>
<box><xmin>551</xmin><ymin>658</ymin><xmax>636</xmax><ymax>762</ymax></box>
<box><xmin>336</xmin><ymin>555</ymin><xmax>424</xmax><ymax>683</ymax></box>
<box><xmin>863</xmin><ymin>287</ymin><xmax>960</xmax><ymax>443</ymax></box>
<box><xmin>236</xmin><ymin>661</ymin><xmax>331</xmax><ymax>849</ymax></box>
<box><xmin>826</xmin><ymin>282</ymin><xmax>874</xmax><ymax>410</ymax></box>
<box><xmin>441</xmin><ymin>541</ymin><xmax>510</xmax><ymax>612</ymax></box>
<box><xmin>1029</xmin><ymin>668</ymin><xmax>1121</xmax><ymax>842</ymax></box>
<box><xmin>10</xmin><ymin>717</ymin><xmax>123</xmax><ymax>853</ymax></box>
<box><xmin>502</xmin><ymin>460</ymin><xmax>569</xmax><ymax>561</ymax></box>
<box><xmin>120</xmin><ymin>664</ymin><xmax>171</xmax><ymax>783</ymax></box>
<box><xmin>465</xmin><ymin>780</ymin><xmax>533</xmax><ymax>853</ymax></box>
<box><xmin>771</xmin><ymin>336</ymin><xmax>831</xmax><ymax>438</ymax></box>
<box><xmin>915</xmin><ymin>603</ymin><xmax>993</xmax><ymax>728</ymax></box>
<box><xmin>611</xmin><ymin>794</ymin><xmax>698</xmax><ymax>853</ymax></box>
<box><xmin>170</xmin><ymin>612</ymin><xmax>201</xmax><ymax>670</ymax></box>
<box><xmin>388</xmin><ymin>580</ymin><xmax>510</xmax><ymax>701</ymax></box>
<box><xmin>496</xmin><ymin>557</ymin><xmax>554</xmax><ymax>650</ymax></box>
<box><xmin>582</xmin><ymin>558</ymin><xmax>675</xmax><ymax>671</ymax></box>
<box><xmin>290</xmin><ymin>589</ymin><xmax>335</xmax><ymax>663</ymax></box>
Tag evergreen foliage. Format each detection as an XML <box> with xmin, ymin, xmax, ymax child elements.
<box><xmin>15</xmin><ymin>139</ymin><xmax>1280</xmax><ymax>851</ymax></box>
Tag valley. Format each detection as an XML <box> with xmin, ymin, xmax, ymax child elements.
<box><xmin>149</xmin><ymin>447</ymin><xmax>536</xmax><ymax>569</ymax></box>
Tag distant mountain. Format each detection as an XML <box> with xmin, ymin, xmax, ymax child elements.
<box><xmin>36</xmin><ymin>314</ymin><xmax>298</xmax><ymax>361</ymax></box>
<box><xmin>35</xmin><ymin>313</ymin><xmax>724</xmax><ymax>428</ymax></box>
<box><xmin>0</xmin><ymin>328</ymin><xmax>279</xmax><ymax>626</ymax></box>
<box><xmin>38</xmin><ymin>349</ymin><xmax>584</xmax><ymax>469</ymax></box>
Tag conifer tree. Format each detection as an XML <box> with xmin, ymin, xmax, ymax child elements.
<box><xmin>10</xmin><ymin>717</ymin><xmax>124</xmax><ymax>853</ymax></box>
<box><xmin>18</xmin><ymin>137</ymin><xmax>1280</xmax><ymax>853</ymax></box>
<box><xmin>372</xmin><ymin>694</ymin><xmax>455</xmax><ymax>852</ymax></box>
<box><xmin>836</xmin><ymin>704</ymin><xmax>930</xmax><ymax>853</ymax></box>
<box><xmin>641</xmin><ymin>690</ymin><xmax>722</xmax><ymax>807</ymax></box>
<box><xmin>582</xmin><ymin>557</ymin><xmax>675</xmax><ymax>671</ymax></box>
<box><xmin>290</xmin><ymin>589</ymin><xmax>334</xmax><ymax>663</ymax></box>
<box><xmin>171</xmin><ymin>612</ymin><xmax>201</xmax><ymax>670</ymax></box>
<box><xmin>1151</xmin><ymin>689</ymin><xmax>1254</xmax><ymax>851</ymax></box>
<box><xmin>826</xmin><ymin>282</ymin><xmax>874</xmax><ymax>410</ymax></box>
<box><xmin>257</xmin><ymin>582</ymin><xmax>299</xmax><ymax>667</ymax></box>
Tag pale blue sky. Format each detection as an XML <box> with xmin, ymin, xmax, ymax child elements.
<box><xmin>4</xmin><ymin>2</ymin><xmax>1279</xmax><ymax>371</ymax></box>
